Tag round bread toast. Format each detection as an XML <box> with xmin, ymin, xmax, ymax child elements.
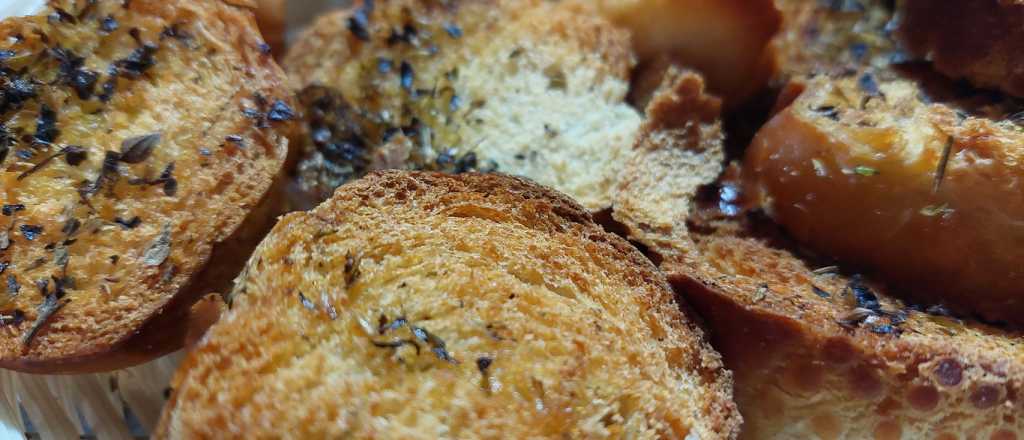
<box><xmin>897</xmin><ymin>0</ymin><xmax>1024</xmax><ymax>97</ymax></box>
<box><xmin>0</xmin><ymin>0</ymin><xmax>295</xmax><ymax>373</ymax></box>
<box><xmin>611</xmin><ymin>52</ymin><xmax>1024</xmax><ymax>439</ymax></box>
<box><xmin>283</xmin><ymin>0</ymin><xmax>642</xmax><ymax>211</ymax></box>
<box><xmin>156</xmin><ymin>170</ymin><xmax>740</xmax><ymax>439</ymax></box>
<box><xmin>746</xmin><ymin>71</ymin><xmax>1024</xmax><ymax>325</ymax></box>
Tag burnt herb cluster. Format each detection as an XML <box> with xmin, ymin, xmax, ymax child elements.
<box><xmin>296</xmin><ymin>7</ymin><xmax>498</xmax><ymax>202</ymax></box>
<box><xmin>371</xmin><ymin>314</ymin><xmax>458</xmax><ymax>364</ymax></box>
<box><xmin>828</xmin><ymin>277</ymin><xmax>907</xmax><ymax>335</ymax></box>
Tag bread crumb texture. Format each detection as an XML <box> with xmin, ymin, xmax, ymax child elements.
<box><xmin>0</xmin><ymin>0</ymin><xmax>294</xmax><ymax>372</ymax></box>
<box><xmin>285</xmin><ymin>0</ymin><xmax>640</xmax><ymax>211</ymax></box>
<box><xmin>157</xmin><ymin>171</ymin><xmax>739</xmax><ymax>439</ymax></box>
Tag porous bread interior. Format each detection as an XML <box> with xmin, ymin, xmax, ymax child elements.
<box><xmin>0</xmin><ymin>0</ymin><xmax>292</xmax><ymax>372</ymax></box>
<box><xmin>284</xmin><ymin>0</ymin><xmax>641</xmax><ymax>210</ymax></box>
<box><xmin>158</xmin><ymin>171</ymin><xmax>739</xmax><ymax>439</ymax></box>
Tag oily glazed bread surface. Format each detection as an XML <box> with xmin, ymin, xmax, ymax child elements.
<box><xmin>284</xmin><ymin>0</ymin><xmax>641</xmax><ymax>210</ymax></box>
<box><xmin>611</xmin><ymin>58</ymin><xmax>1024</xmax><ymax>439</ymax></box>
<box><xmin>746</xmin><ymin>73</ymin><xmax>1024</xmax><ymax>325</ymax></box>
<box><xmin>0</xmin><ymin>0</ymin><xmax>293</xmax><ymax>373</ymax></box>
<box><xmin>157</xmin><ymin>171</ymin><xmax>739</xmax><ymax>439</ymax></box>
<box><xmin>593</xmin><ymin>0</ymin><xmax>780</xmax><ymax>104</ymax></box>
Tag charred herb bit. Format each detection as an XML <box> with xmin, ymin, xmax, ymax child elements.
<box><xmin>100</xmin><ymin>15</ymin><xmax>118</xmax><ymax>33</ymax></box>
<box><xmin>378</xmin><ymin>315</ymin><xmax>407</xmax><ymax>334</ymax></box>
<box><xmin>838</xmin><ymin>307</ymin><xmax>875</xmax><ymax>328</ymax></box>
<box><xmin>400</xmin><ymin>61</ymin><xmax>414</xmax><ymax>92</ymax></box>
<box><xmin>19</xmin><ymin>225</ymin><xmax>42</xmax><ymax>241</ymax></box>
<box><xmin>2</xmin><ymin>205</ymin><xmax>25</xmax><ymax>216</ymax></box>
<box><xmin>97</xmin><ymin>78</ymin><xmax>116</xmax><ymax>102</ymax></box>
<box><xmin>411</xmin><ymin>326</ymin><xmax>458</xmax><ymax>363</ymax></box>
<box><xmin>933</xmin><ymin>135</ymin><xmax>954</xmax><ymax>193</ymax></box>
<box><xmin>70</xmin><ymin>69</ymin><xmax>99</xmax><ymax>99</ymax></box>
<box><xmin>857</xmin><ymin>73</ymin><xmax>881</xmax><ymax>96</ymax></box>
<box><xmin>2</xmin><ymin>77</ymin><xmax>37</xmax><ymax>109</ymax></box>
<box><xmin>476</xmin><ymin>356</ymin><xmax>493</xmax><ymax>374</ymax></box>
<box><xmin>371</xmin><ymin>339</ymin><xmax>419</xmax><ymax>353</ymax></box>
<box><xmin>6</xmin><ymin>275</ymin><xmax>19</xmax><ymax>296</ymax></box>
<box><xmin>113</xmin><ymin>43</ymin><xmax>158</xmax><ymax>79</ymax></box>
<box><xmin>22</xmin><ymin>293</ymin><xmax>69</xmax><ymax>347</ymax></box>
<box><xmin>119</xmin><ymin>133</ymin><xmax>161</xmax><ymax>164</ymax></box>
<box><xmin>812</xmin><ymin>286</ymin><xmax>831</xmax><ymax>298</ymax></box>
<box><xmin>377</xmin><ymin>57</ymin><xmax>392</xmax><ymax>73</ymax></box>
<box><xmin>344</xmin><ymin>252</ymin><xmax>361</xmax><ymax>285</ymax></box>
<box><xmin>62</xmin><ymin>218</ymin><xmax>81</xmax><ymax>237</ymax></box>
<box><xmin>114</xmin><ymin>216</ymin><xmax>141</xmax><ymax>229</ymax></box>
<box><xmin>347</xmin><ymin>8</ymin><xmax>372</xmax><ymax>41</ymax></box>
<box><xmin>63</xmin><ymin>146</ymin><xmax>87</xmax><ymax>166</ymax></box>
<box><xmin>142</xmin><ymin>224</ymin><xmax>172</xmax><ymax>267</ymax></box>
<box><xmin>0</xmin><ymin>262</ymin><xmax>6</xmax><ymax>274</ymax></box>
<box><xmin>444</xmin><ymin>23</ymin><xmax>463</xmax><ymax>39</ymax></box>
<box><xmin>34</xmin><ymin>105</ymin><xmax>59</xmax><ymax>144</ymax></box>
<box><xmin>158</xmin><ymin>163</ymin><xmax>177</xmax><ymax>196</ymax></box>
<box><xmin>17</xmin><ymin>146</ymin><xmax>90</xmax><ymax>180</ymax></box>
<box><xmin>0</xmin><ymin>309</ymin><xmax>24</xmax><ymax>326</ymax></box>
<box><xmin>320</xmin><ymin>292</ymin><xmax>337</xmax><ymax>320</ymax></box>
<box><xmin>49</xmin><ymin>8</ymin><xmax>77</xmax><ymax>24</ymax></box>
<box><xmin>849</xmin><ymin>279</ymin><xmax>881</xmax><ymax>312</ymax></box>
<box><xmin>267</xmin><ymin>100</ymin><xmax>295</xmax><ymax>122</ymax></box>
<box><xmin>81</xmin><ymin>150</ymin><xmax>123</xmax><ymax>197</ymax></box>
<box><xmin>870</xmin><ymin>324</ymin><xmax>896</xmax><ymax>335</ymax></box>
<box><xmin>298</xmin><ymin>292</ymin><xmax>316</xmax><ymax>311</ymax></box>
<box><xmin>812</xmin><ymin>105</ymin><xmax>840</xmax><ymax>120</ymax></box>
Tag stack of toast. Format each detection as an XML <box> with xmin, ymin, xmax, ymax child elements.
<box><xmin>0</xmin><ymin>0</ymin><xmax>1021</xmax><ymax>438</ymax></box>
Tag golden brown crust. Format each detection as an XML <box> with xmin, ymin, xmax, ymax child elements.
<box><xmin>0</xmin><ymin>0</ymin><xmax>295</xmax><ymax>373</ymax></box>
<box><xmin>897</xmin><ymin>0</ymin><xmax>1024</xmax><ymax>97</ymax></box>
<box><xmin>283</xmin><ymin>0</ymin><xmax>642</xmax><ymax>211</ymax></box>
<box><xmin>613</xmin><ymin>64</ymin><xmax>1024</xmax><ymax>439</ymax></box>
<box><xmin>769</xmin><ymin>0</ymin><xmax>896</xmax><ymax>82</ymax></box>
<box><xmin>157</xmin><ymin>170</ymin><xmax>740</xmax><ymax>439</ymax></box>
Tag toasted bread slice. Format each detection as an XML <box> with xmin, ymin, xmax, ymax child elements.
<box><xmin>896</xmin><ymin>0</ymin><xmax>1024</xmax><ymax>97</ymax></box>
<box><xmin>612</xmin><ymin>60</ymin><xmax>1024</xmax><ymax>440</ymax></box>
<box><xmin>156</xmin><ymin>171</ymin><xmax>740</xmax><ymax>439</ymax></box>
<box><xmin>594</xmin><ymin>0</ymin><xmax>780</xmax><ymax>105</ymax></box>
<box><xmin>745</xmin><ymin>72</ymin><xmax>1024</xmax><ymax>325</ymax></box>
<box><xmin>283</xmin><ymin>0</ymin><xmax>641</xmax><ymax>211</ymax></box>
<box><xmin>770</xmin><ymin>0</ymin><xmax>896</xmax><ymax>81</ymax></box>
<box><xmin>0</xmin><ymin>0</ymin><xmax>295</xmax><ymax>373</ymax></box>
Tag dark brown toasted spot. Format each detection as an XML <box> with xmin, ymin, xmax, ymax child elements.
<box><xmin>872</xmin><ymin>420</ymin><xmax>902</xmax><ymax>440</ymax></box>
<box><xmin>907</xmin><ymin>384</ymin><xmax>939</xmax><ymax>411</ymax></box>
<box><xmin>934</xmin><ymin>358</ymin><xmax>963</xmax><ymax>387</ymax></box>
<box><xmin>821</xmin><ymin>337</ymin><xmax>858</xmax><ymax>365</ymax></box>
<box><xmin>970</xmin><ymin>384</ymin><xmax>1001</xmax><ymax>409</ymax></box>
<box><xmin>848</xmin><ymin>365</ymin><xmax>884</xmax><ymax>399</ymax></box>
<box><xmin>991</xmin><ymin>430</ymin><xmax>1018</xmax><ymax>440</ymax></box>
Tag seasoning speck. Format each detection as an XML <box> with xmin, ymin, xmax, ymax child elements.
<box><xmin>20</xmin><ymin>224</ymin><xmax>42</xmax><ymax>241</ymax></box>
<box><xmin>400</xmin><ymin>61</ymin><xmax>414</xmax><ymax>92</ymax></box>
<box><xmin>142</xmin><ymin>224</ymin><xmax>172</xmax><ymax>267</ymax></box>
<box><xmin>267</xmin><ymin>100</ymin><xmax>295</xmax><ymax>122</ymax></box>
<box><xmin>854</xmin><ymin>165</ymin><xmax>878</xmax><ymax>176</ymax></box>
<box><xmin>119</xmin><ymin>133</ymin><xmax>161</xmax><ymax>164</ymax></box>
<box><xmin>444</xmin><ymin>23</ymin><xmax>463</xmax><ymax>38</ymax></box>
